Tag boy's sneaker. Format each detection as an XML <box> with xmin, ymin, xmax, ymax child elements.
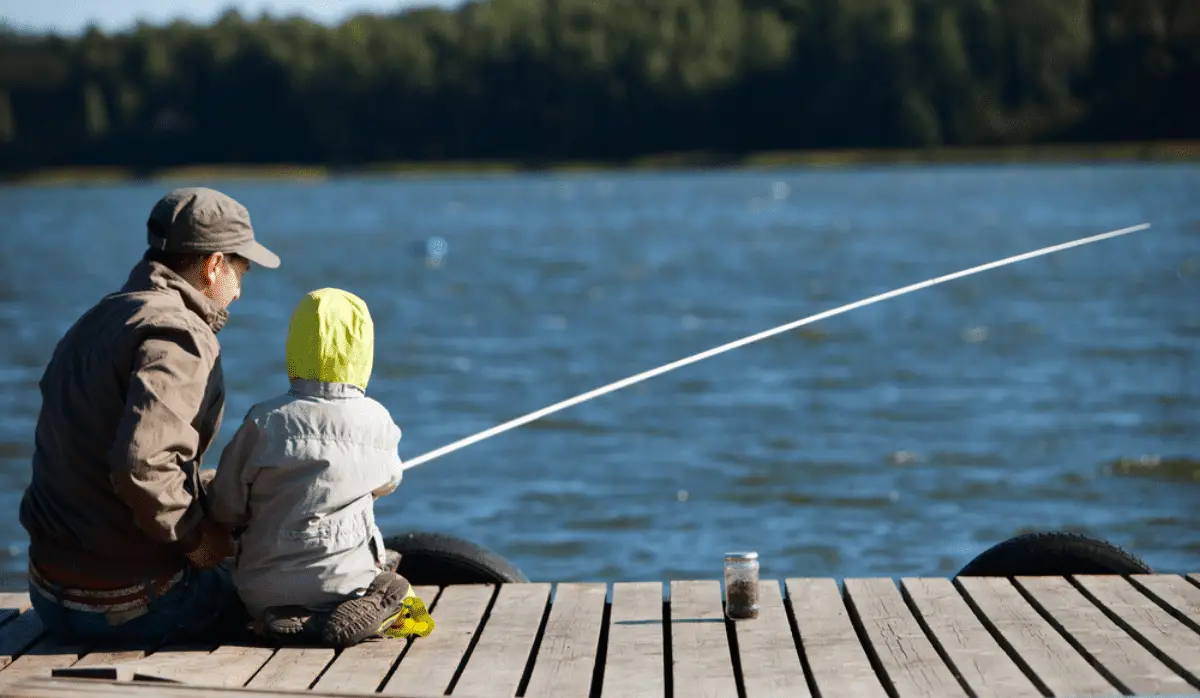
<box><xmin>322</xmin><ymin>571</ymin><xmax>411</xmax><ymax>647</ymax></box>
<box><xmin>259</xmin><ymin>605</ymin><xmax>329</xmax><ymax>645</ymax></box>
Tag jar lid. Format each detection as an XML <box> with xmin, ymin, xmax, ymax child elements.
<box><xmin>724</xmin><ymin>551</ymin><xmax>758</xmax><ymax>561</ymax></box>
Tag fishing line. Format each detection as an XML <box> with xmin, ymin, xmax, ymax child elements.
<box><xmin>400</xmin><ymin>222</ymin><xmax>1150</xmax><ymax>471</ymax></box>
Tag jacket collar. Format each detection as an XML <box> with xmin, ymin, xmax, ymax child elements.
<box><xmin>289</xmin><ymin>379</ymin><xmax>366</xmax><ymax>399</ymax></box>
<box><xmin>122</xmin><ymin>257</ymin><xmax>230</xmax><ymax>334</ymax></box>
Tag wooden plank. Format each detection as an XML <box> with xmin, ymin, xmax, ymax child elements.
<box><xmin>669</xmin><ymin>580</ymin><xmax>737</xmax><ymax>698</ymax></box>
<box><xmin>955</xmin><ymin>576</ymin><xmax>1117</xmax><ymax>696</ymax></box>
<box><xmin>313</xmin><ymin>584</ymin><xmax>444</xmax><ymax>695</ymax></box>
<box><xmin>600</xmin><ymin>582</ymin><xmax>664</xmax><ymax>698</ymax></box>
<box><xmin>730</xmin><ymin>580</ymin><xmax>809</xmax><ymax>698</ymax></box>
<box><xmin>844</xmin><ymin>578</ymin><xmax>968</xmax><ymax>698</ymax></box>
<box><xmin>1129</xmin><ymin>574</ymin><xmax>1200</xmax><ymax>631</ymax></box>
<box><xmin>64</xmin><ymin>645</ymin><xmax>265</xmax><ymax>688</ymax></box>
<box><xmin>1072</xmin><ymin>574</ymin><xmax>1200</xmax><ymax>683</ymax></box>
<box><xmin>0</xmin><ymin>610</ymin><xmax>47</xmax><ymax>670</ymax></box>
<box><xmin>522</xmin><ymin>583</ymin><xmax>607</xmax><ymax>698</ymax></box>
<box><xmin>0</xmin><ymin>637</ymin><xmax>86</xmax><ymax>689</ymax></box>
<box><xmin>901</xmin><ymin>578</ymin><xmax>1041</xmax><ymax>698</ymax></box>
<box><xmin>450</xmin><ymin>583</ymin><xmax>551</xmax><ymax>698</ymax></box>
<box><xmin>53</xmin><ymin>647</ymin><xmax>222</xmax><ymax>685</ymax></box>
<box><xmin>291</xmin><ymin>635</ymin><xmax>404</xmax><ymax>694</ymax></box>
<box><xmin>5</xmin><ymin>675</ymin><xmax>501</xmax><ymax>698</ymax></box>
<box><xmin>121</xmin><ymin>645</ymin><xmax>216</xmax><ymax>680</ymax></box>
<box><xmin>244</xmin><ymin>648</ymin><xmax>333</xmax><ymax>692</ymax></box>
<box><xmin>201</xmin><ymin>645</ymin><xmax>277</xmax><ymax>688</ymax></box>
<box><xmin>72</xmin><ymin>649</ymin><xmax>148</xmax><ymax>667</ymax></box>
<box><xmin>785</xmin><ymin>578</ymin><xmax>888</xmax><ymax>698</ymax></box>
<box><xmin>380</xmin><ymin>584</ymin><xmax>491</xmax><ymax>696</ymax></box>
<box><xmin>1015</xmin><ymin>576</ymin><xmax>1197</xmax><ymax>696</ymax></box>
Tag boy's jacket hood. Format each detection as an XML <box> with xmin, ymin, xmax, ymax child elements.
<box><xmin>286</xmin><ymin>288</ymin><xmax>374</xmax><ymax>391</ymax></box>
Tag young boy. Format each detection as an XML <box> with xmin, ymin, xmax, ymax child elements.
<box><xmin>208</xmin><ymin>287</ymin><xmax>425</xmax><ymax>646</ymax></box>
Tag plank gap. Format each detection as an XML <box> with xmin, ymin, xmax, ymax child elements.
<box><xmin>601</xmin><ymin>582</ymin><xmax>665</xmax><ymax>698</ymax></box>
<box><xmin>237</xmin><ymin>648</ymin><xmax>280</xmax><ymax>688</ymax></box>
<box><xmin>436</xmin><ymin>583</ymin><xmax>501</xmax><ymax>696</ymax></box>
<box><xmin>1068</xmin><ymin>575</ymin><xmax>1200</xmax><ymax>689</ymax></box>
<box><xmin>1013</xmin><ymin>576</ymin><xmax>1197</xmax><ymax>696</ymax></box>
<box><xmin>786</xmin><ymin>578</ymin><xmax>888</xmax><ymax>698</ymax></box>
<box><xmin>899</xmin><ymin>578</ymin><xmax>1043</xmax><ymax>698</ymax></box>
<box><xmin>1009</xmin><ymin>577</ymin><xmax>1132</xmax><ymax>695</ymax></box>
<box><xmin>897</xmin><ymin>580</ymin><xmax>979</xmax><ymax>698</ymax></box>
<box><xmin>374</xmin><ymin>584</ymin><xmax>447</xmax><ymax>693</ymax></box>
<box><xmin>306</xmin><ymin>646</ymin><xmax>344</xmax><ymax>690</ymax></box>
<box><xmin>845</xmin><ymin>578</ymin><xmax>971</xmax><ymax>698</ymax></box>
<box><xmin>721</xmin><ymin>598</ymin><xmax>748</xmax><ymax>698</ymax></box>
<box><xmin>447</xmin><ymin>583</ymin><xmax>550</xmax><ymax>697</ymax></box>
<box><xmin>382</xmin><ymin>584</ymin><xmax>489</xmax><ymax>696</ymax></box>
<box><xmin>522</xmin><ymin>583</ymin><xmax>607</xmax><ymax>697</ymax></box>
<box><xmin>662</xmin><ymin>588</ymin><xmax>673</xmax><ymax>698</ymax></box>
<box><xmin>732</xmin><ymin>579</ymin><xmax>808</xmax><ymax>698</ymax></box>
<box><xmin>841</xmin><ymin>579</ymin><xmax>901</xmax><ymax>698</ymax></box>
<box><xmin>1127</xmin><ymin>576</ymin><xmax>1200</xmax><ymax>636</ymax></box>
<box><xmin>587</xmin><ymin>587</ymin><xmax>612</xmax><ymax>698</ymax></box>
<box><xmin>951</xmin><ymin>577</ymin><xmax>1054</xmax><ymax>697</ymax></box>
<box><xmin>513</xmin><ymin>584</ymin><xmax>555</xmax><ymax>697</ymax></box>
<box><xmin>668</xmin><ymin>580</ymin><xmax>739</xmax><ymax>696</ymax></box>
<box><xmin>782</xmin><ymin>586</ymin><xmax>822</xmax><ymax>698</ymax></box>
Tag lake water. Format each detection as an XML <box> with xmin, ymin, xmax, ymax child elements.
<box><xmin>0</xmin><ymin>163</ymin><xmax>1197</xmax><ymax>586</ymax></box>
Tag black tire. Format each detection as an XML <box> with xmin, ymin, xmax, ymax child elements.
<box><xmin>955</xmin><ymin>531</ymin><xmax>1153</xmax><ymax>578</ymax></box>
<box><xmin>383</xmin><ymin>531</ymin><xmax>529</xmax><ymax>586</ymax></box>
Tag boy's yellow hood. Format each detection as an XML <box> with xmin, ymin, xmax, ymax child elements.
<box><xmin>286</xmin><ymin>288</ymin><xmax>374</xmax><ymax>391</ymax></box>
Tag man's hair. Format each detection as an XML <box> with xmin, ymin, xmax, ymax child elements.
<box><xmin>143</xmin><ymin>247</ymin><xmax>247</xmax><ymax>276</ymax></box>
<box><xmin>144</xmin><ymin>217</ymin><xmax>248</xmax><ymax>275</ymax></box>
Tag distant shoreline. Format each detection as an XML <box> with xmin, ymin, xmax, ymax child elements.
<box><xmin>5</xmin><ymin>140</ymin><xmax>1199</xmax><ymax>186</ymax></box>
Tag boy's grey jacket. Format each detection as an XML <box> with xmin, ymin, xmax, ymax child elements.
<box><xmin>208</xmin><ymin>378</ymin><xmax>403</xmax><ymax>619</ymax></box>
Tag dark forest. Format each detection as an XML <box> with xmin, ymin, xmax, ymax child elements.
<box><xmin>0</xmin><ymin>0</ymin><xmax>1196</xmax><ymax>173</ymax></box>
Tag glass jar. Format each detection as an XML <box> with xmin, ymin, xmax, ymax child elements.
<box><xmin>724</xmin><ymin>551</ymin><xmax>760</xmax><ymax>620</ymax></box>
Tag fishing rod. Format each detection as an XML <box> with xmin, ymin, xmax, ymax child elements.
<box><xmin>400</xmin><ymin>222</ymin><xmax>1151</xmax><ymax>471</ymax></box>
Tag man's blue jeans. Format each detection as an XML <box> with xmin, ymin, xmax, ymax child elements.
<box><xmin>29</xmin><ymin>562</ymin><xmax>244</xmax><ymax>646</ymax></box>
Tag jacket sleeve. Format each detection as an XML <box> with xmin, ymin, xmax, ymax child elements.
<box><xmin>207</xmin><ymin>414</ymin><xmax>262</xmax><ymax>528</ymax></box>
<box><xmin>371</xmin><ymin>420</ymin><xmax>404</xmax><ymax>498</ymax></box>
<box><xmin>107</xmin><ymin>324</ymin><xmax>218</xmax><ymax>551</ymax></box>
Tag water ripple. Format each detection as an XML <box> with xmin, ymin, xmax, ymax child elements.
<box><xmin>1</xmin><ymin>164</ymin><xmax>1197</xmax><ymax>581</ymax></box>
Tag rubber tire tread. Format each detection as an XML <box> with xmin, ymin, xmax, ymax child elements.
<box><xmin>955</xmin><ymin>531</ymin><xmax>1153</xmax><ymax>577</ymax></box>
<box><xmin>383</xmin><ymin>531</ymin><xmax>529</xmax><ymax>586</ymax></box>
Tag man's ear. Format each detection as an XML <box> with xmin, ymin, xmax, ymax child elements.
<box><xmin>201</xmin><ymin>252</ymin><xmax>226</xmax><ymax>285</ymax></box>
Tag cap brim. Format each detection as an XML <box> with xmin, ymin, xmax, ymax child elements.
<box><xmin>234</xmin><ymin>240</ymin><xmax>281</xmax><ymax>269</ymax></box>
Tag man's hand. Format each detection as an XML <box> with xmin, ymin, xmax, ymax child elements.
<box><xmin>184</xmin><ymin>518</ymin><xmax>235</xmax><ymax>569</ymax></box>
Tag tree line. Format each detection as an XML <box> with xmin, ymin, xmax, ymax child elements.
<box><xmin>0</xmin><ymin>0</ymin><xmax>1196</xmax><ymax>173</ymax></box>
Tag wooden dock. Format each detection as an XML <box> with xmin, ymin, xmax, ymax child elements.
<box><xmin>0</xmin><ymin>574</ymin><xmax>1198</xmax><ymax>697</ymax></box>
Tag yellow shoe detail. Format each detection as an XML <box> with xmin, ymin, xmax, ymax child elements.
<box><xmin>381</xmin><ymin>591</ymin><xmax>435</xmax><ymax>639</ymax></box>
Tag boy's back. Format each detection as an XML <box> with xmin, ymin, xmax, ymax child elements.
<box><xmin>209</xmin><ymin>382</ymin><xmax>401</xmax><ymax>619</ymax></box>
<box><xmin>207</xmin><ymin>287</ymin><xmax>404</xmax><ymax>625</ymax></box>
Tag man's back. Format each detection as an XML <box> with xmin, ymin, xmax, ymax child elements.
<box><xmin>21</xmin><ymin>258</ymin><xmax>227</xmax><ymax>585</ymax></box>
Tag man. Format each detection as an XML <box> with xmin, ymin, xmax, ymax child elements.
<box><xmin>19</xmin><ymin>187</ymin><xmax>281</xmax><ymax>645</ymax></box>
